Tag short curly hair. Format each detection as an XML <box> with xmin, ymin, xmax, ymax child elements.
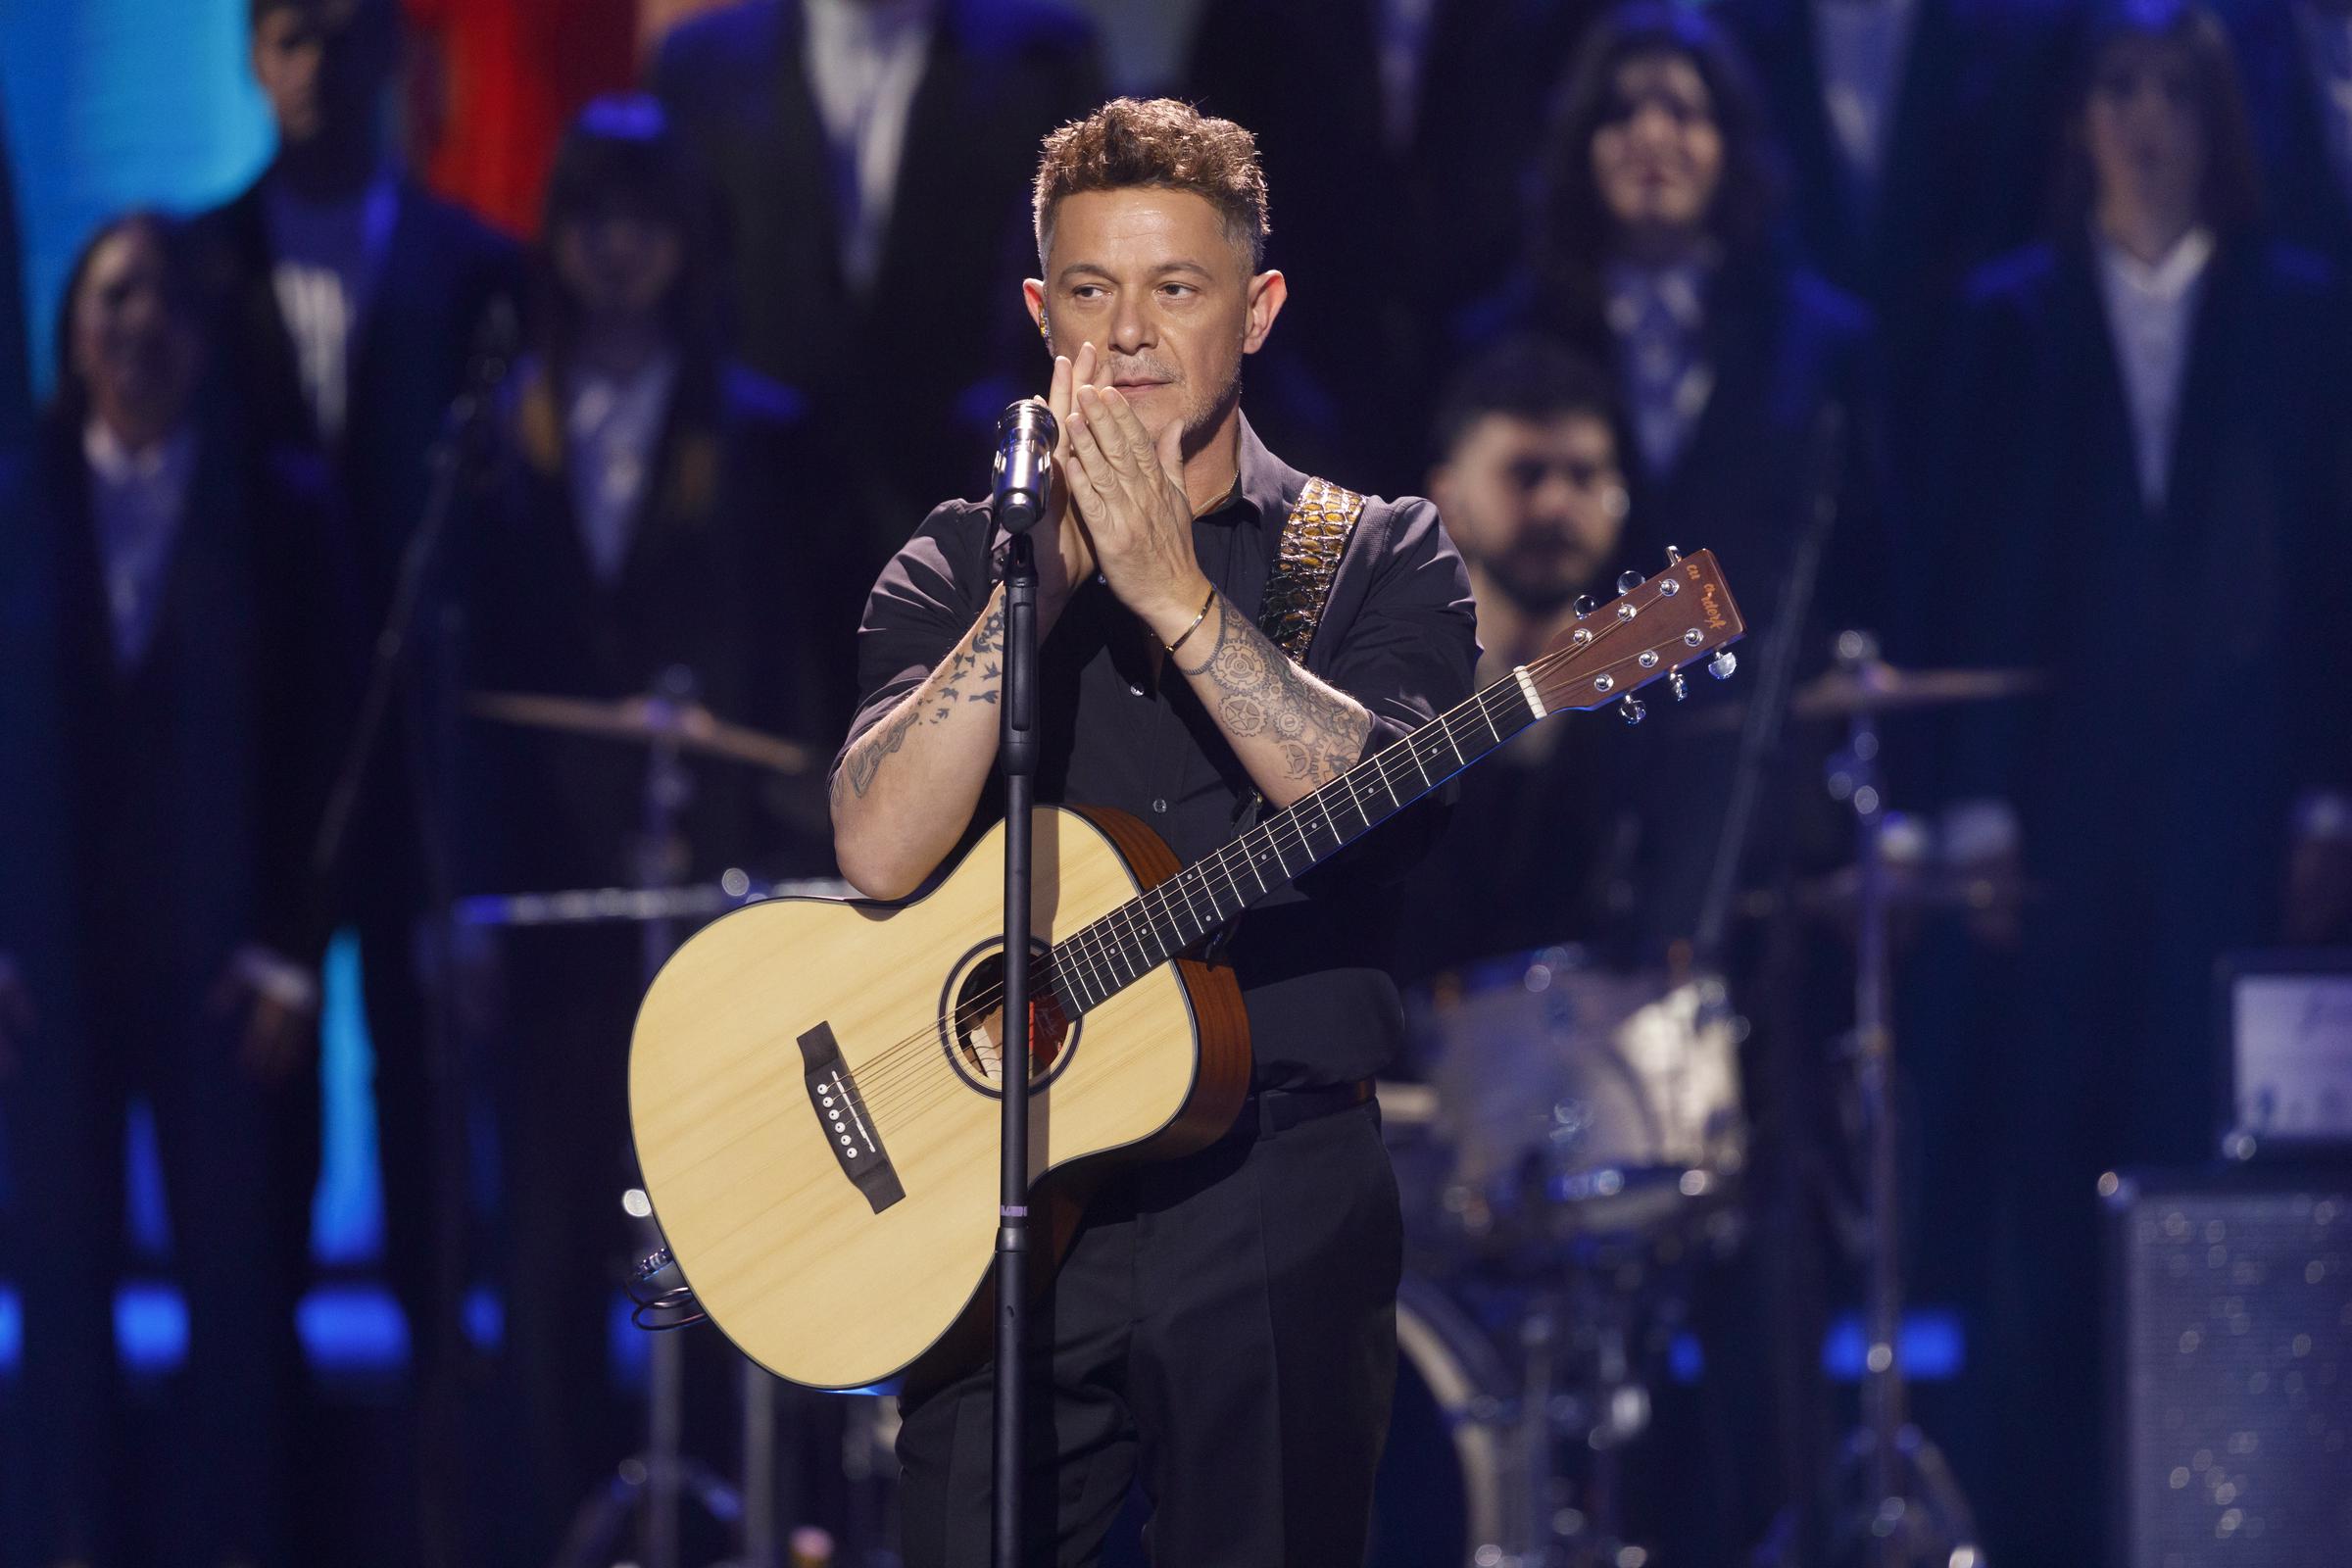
<box><xmin>1032</xmin><ymin>97</ymin><xmax>1270</xmax><ymax>271</ymax></box>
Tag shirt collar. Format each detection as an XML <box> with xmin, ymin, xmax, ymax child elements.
<box><xmin>2095</xmin><ymin>224</ymin><xmax>2216</xmax><ymax>303</ymax></box>
<box><xmin>806</xmin><ymin>0</ymin><xmax>935</xmax><ymax>48</ymax></box>
<box><xmin>1207</xmin><ymin>410</ymin><xmax>1305</xmax><ymax>530</ymax></box>
<box><xmin>263</xmin><ymin>164</ymin><xmax>400</xmax><ymax>231</ymax></box>
<box><xmin>83</xmin><ymin>418</ymin><xmax>198</xmax><ymax>490</ymax></box>
<box><xmin>1603</xmin><ymin>255</ymin><xmax>1713</xmax><ymax>335</ymax></box>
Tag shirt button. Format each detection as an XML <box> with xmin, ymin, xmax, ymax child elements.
<box><xmin>1152</xmin><ymin>799</ymin><xmax>1168</xmax><ymax>814</ymax></box>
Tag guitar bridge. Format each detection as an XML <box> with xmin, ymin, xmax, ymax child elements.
<box><xmin>797</xmin><ymin>1022</ymin><xmax>905</xmax><ymax>1213</ymax></box>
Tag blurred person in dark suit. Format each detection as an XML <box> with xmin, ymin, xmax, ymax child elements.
<box><xmin>1928</xmin><ymin>3</ymin><xmax>2352</xmax><ymax>1556</ymax></box>
<box><xmin>0</xmin><ymin>211</ymin><xmax>342</xmax><ymax>1568</ymax></box>
<box><xmin>649</xmin><ymin>0</ymin><xmax>1103</xmax><ymax>576</ymax></box>
<box><xmin>186</xmin><ymin>0</ymin><xmax>523</xmax><ymax>1396</ymax></box>
<box><xmin>1717</xmin><ymin>0</ymin><xmax>2072</xmax><ymax>359</ymax></box>
<box><xmin>456</xmin><ymin>95</ymin><xmax>852</xmax><ymax>1561</ymax></box>
<box><xmin>1184</xmin><ymin>0</ymin><xmax>1610</xmax><ymax>496</ymax></box>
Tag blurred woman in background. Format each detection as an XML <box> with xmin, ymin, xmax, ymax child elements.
<box><xmin>1930</xmin><ymin>6</ymin><xmax>2352</xmax><ymax>1554</ymax></box>
<box><xmin>0</xmin><ymin>210</ymin><xmax>341</xmax><ymax>1568</ymax></box>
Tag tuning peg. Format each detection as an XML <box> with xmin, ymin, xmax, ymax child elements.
<box><xmin>1618</xmin><ymin>694</ymin><xmax>1646</xmax><ymax>725</ymax></box>
<box><xmin>1708</xmin><ymin>650</ymin><xmax>1739</xmax><ymax>681</ymax></box>
<box><xmin>1668</xmin><ymin>670</ymin><xmax>1689</xmax><ymax>702</ymax></box>
<box><xmin>1616</xmin><ymin>569</ymin><xmax>1647</xmax><ymax>594</ymax></box>
<box><xmin>1572</xmin><ymin>593</ymin><xmax>1596</xmax><ymax>618</ymax></box>
<box><xmin>1663</xmin><ymin>544</ymin><xmax>1683</xmax><ymax>564</ymax></box>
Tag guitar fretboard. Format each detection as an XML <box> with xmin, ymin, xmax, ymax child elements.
<box><xmin>1044</xmin><ymin>672</ymin><xmax>1543</xmax><ymax>1015</ymax></box>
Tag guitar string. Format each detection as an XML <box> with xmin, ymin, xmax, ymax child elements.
<box><xmin>843</xmin><ymin>604</ymin><xmax>1683</xmax><ymax>1121</ymax></box>
<box><xmin>839</xmin><ymin>597</ymin><xmax>1687</xmax><ymax>1118</ymax></box>
<box><xmin>843</xmin><ymin>608</ymin><xmax>1689</xmax><ymax>1123</ymax></box>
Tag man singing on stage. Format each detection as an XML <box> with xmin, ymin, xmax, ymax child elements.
<box><xmin>828</xmin><ymin>97</ymin><xmax>1477</xmax><ymax>1565</ymax></box>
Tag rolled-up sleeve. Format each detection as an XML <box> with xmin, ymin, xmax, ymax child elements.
<box><xmin>1323</xmin><ymin>495</ymin><xmax>1479</xmax><ymax>753</ymax></box>
<box><xmin>1305</xmin><ymin>494</ymin><xmax>1480</xmax><ymax>886</ymax></box>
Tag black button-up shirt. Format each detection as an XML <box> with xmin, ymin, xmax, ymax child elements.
<box><xmin>835</xmin><ymin>415</ymin><xmax>1477</xmax><ymax>1087</ymax></box>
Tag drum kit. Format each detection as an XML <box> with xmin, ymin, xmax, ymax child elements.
<box><xmin>1375</xmin><ymin>951</ymin><xmax>1747</xmax><ymax>1568</ymax></box>
<box><xmin>458</xmin><ymin>647</ymin><xmax>2035</xmax><ymax>1568</ymax></box>
<box><xmin>1371</xmin><ymin>646</ymin><xmax>2037</xmax><ymax>1568</ymax></box>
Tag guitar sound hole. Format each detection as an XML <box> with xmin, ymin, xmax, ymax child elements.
<box><xmin>951</xmin><ymin>951</ymin><xmax>1070</xmax><ymax>1088</ymax></box>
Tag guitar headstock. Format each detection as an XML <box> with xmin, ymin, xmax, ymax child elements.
<box><xmin>1526</xmin><ymin>547</ymin><xmax>1746</xmax><ymax>720</ymax></box>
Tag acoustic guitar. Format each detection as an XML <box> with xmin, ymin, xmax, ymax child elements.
<box><xmin>629</xmin><ymin>550</ymin><xmax>1746</xmax><ymax>1391</ymax></box>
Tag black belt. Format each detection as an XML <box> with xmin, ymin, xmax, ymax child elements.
<box><xmin>1243</xmin><ymin>1079</ymin><xmax>1374</xmax><ymax>1139</ymax></box>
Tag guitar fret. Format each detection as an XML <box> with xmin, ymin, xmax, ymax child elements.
<box><xmin>1140</xmin><ymin>896</ymin><xmax>1178</xmax><ymax>957</ymax></box>
<box><xmin>1479</xmin><ymin>694</ymin><xmax>1501</xmax><ymax>742</ymax></box>
<box><xmin>1216</xmin><ymin>848</ymin><xmax>1249</xmax><ymax>908</ymax></box>
<box><xmin>1441</xmin><ymin>719</ymin><xmax>1466</xmax><ymax>766</ymax></box>
<box><xmin>1061</xmin><ymin>939</ymin><xmax>1106</xmax><ymax>1012</ymax></box>
<box><xmin>1336</xmin><ymin>765</ymin><xmax>1367</xmax><ymax>829</ymax></box>
<box><xmin>1170</xmin><ymin>871</ymin><xmax>1205</xmax><ymax>932</ymax></box>
<box><xmin>1112</xmin><ymin>907</ymin><xmax>1149</xmax><ymax>978</ymax></box>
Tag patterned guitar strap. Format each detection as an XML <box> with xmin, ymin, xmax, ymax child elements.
<box><xmin>1203</xmin><ymin>475</ymin><xmax>1367</xmax><ymax>961</ymax></box>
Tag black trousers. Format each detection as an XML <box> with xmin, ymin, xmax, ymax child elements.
<box><xmin>896</xmin><ymin>1097</ymin><xmax>1401</xmax><ymax>1568</ymax></box>
<box><xmin>10</xmin><ymin>953</ymin><xmax>317</xmax><ymax>1568</ymax></box>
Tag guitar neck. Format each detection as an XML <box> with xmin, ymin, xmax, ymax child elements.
<box><xmin>1047</xmin><ymin>671</ymin><xmax>1544</xmax><ymax>1016</ymax></box>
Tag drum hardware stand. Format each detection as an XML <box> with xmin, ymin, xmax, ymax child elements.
<box><xmin>1821</xmin><ymin>630</ymin><xmax>1982</xmax><ymax>1568</ymax></box>
<box><xmin>552</xmin><ymin>665</ymin><xmax>786</xmax><ymax>1568</ymax></box>
<box><xmin>1475</xmin><ymin>1257</ymin><xmax>1666</xmax><ymax>1568</ymax></box>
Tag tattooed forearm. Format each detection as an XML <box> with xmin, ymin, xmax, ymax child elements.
<box><xmin>1178</xmin><ymin>594</ymin><xmax>1371</xmax><ymax>782</ymax></box>
<box><xmin>834</xmin><ymin>705</ymin><xmax>922</xmax><ymax>804</ymax></box>
<box><xmin>832</xmin><ymin>602</ymin><xmax>1009</xmax><ymax>805</ymax></box>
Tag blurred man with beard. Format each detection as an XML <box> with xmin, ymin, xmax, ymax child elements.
<box><xmin>1392</xmin><ymin>337</ymin><xmax>1636</xmax><ymax>981</ymax></box>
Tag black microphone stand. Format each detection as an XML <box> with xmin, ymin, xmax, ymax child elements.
<box><xmin>993</xmin><ymin>514</ymin><xmax>1041</xmax><ymax>1568</ymax></box>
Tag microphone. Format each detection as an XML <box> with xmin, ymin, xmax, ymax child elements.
<box><xmin>991</xmin><ymin>397</ymin><xmax>1057</xmax><ymax>534</ymax></box>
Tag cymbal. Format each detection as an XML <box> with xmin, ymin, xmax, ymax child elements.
<box><xmin>1740</xmin><ymin>862</ymin><xmax>2041</xmax><ymax>919</ymax></box>
<box><xmin>456</xmin><ymin>874</ymin><xmax>855</xmax><ymax>929</ymax></box>
<box><xmin>465</xmin><ymin>691</ymin><xmax>818</xmax><ymax>777</ymax></box>
<box><xmin>1691</xmin><ymin>662</ymin><xmax>2043</xmax><ymax>733</ymax></box>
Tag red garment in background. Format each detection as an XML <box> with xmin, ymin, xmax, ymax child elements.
<box><xmin>405</xmin><ymin>0</ymin><xmax>640</xmax><ymax>238</ymax></box>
